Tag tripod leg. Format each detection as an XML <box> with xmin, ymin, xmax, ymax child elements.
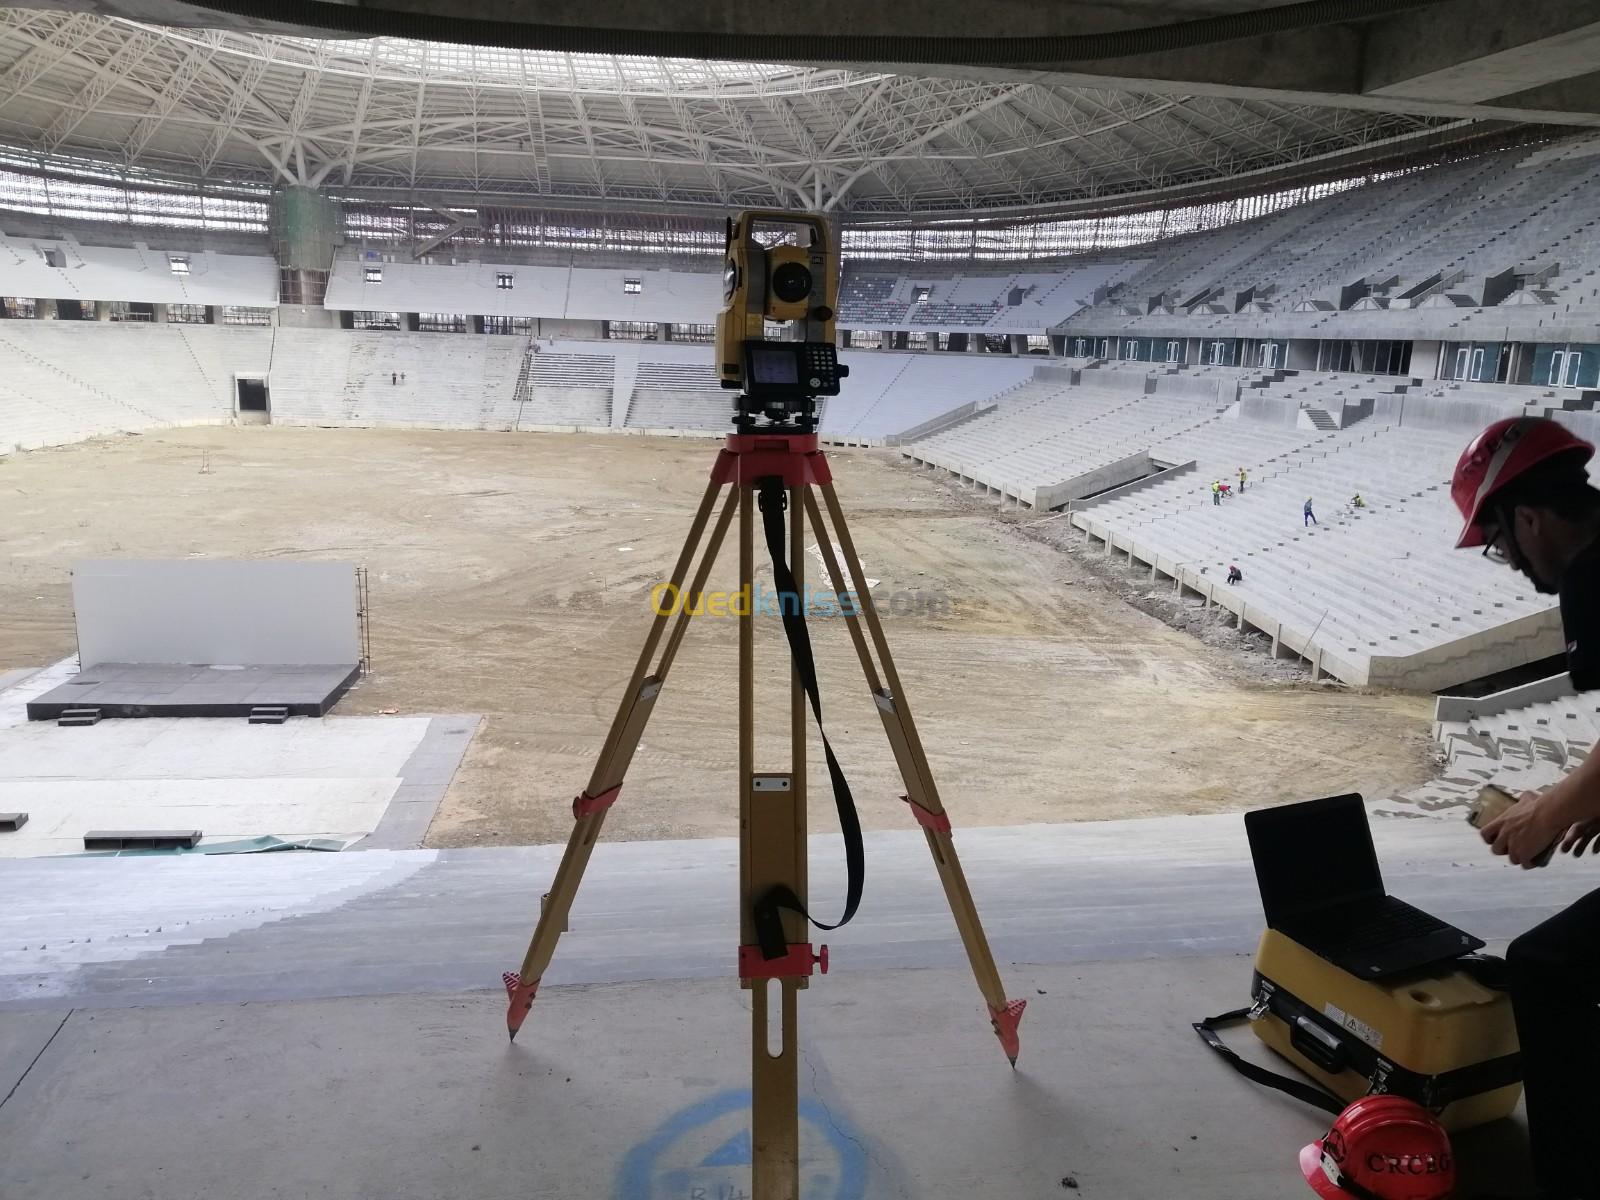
<box><xmin>806</xmin><ymin>483</ymin><xmax>1026</xmax><ymax>1065</ymax></box>
<box><xmin>743</xmin><ymin>484</ymin><xmax>813</xmax><ymax>1200</ymax></box>
<box><xmin>503</xmin><ymin>479</ymin><xmax>739</xmax><ymax>1039</ymax></box>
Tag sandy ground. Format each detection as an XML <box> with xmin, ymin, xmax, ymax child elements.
<box><xmin>0</xmin><ymin>427</ymin><xmax>1437</xmax><ymax>846</ymax></box>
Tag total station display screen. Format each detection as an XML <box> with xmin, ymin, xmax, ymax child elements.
<box><xmin>749</xmin><ymin>347</ymin><xmax>800</xmax><ymax>385</ymax></box>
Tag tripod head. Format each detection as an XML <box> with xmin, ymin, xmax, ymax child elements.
<box><xmin>716</xmin><ymin>210</ymin><xmax>849</xmax><ymax>433</ymax></box>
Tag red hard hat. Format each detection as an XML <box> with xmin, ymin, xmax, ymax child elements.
<box><xmin>1300</xmin><ymin>1095</ymin><xmax>1455</xmax><ymax>1200</ymax></box>
<box><xmin>1452</xmin><ymin>416</ymin><xmax>1593</xmax><ymax>548</ymax></box>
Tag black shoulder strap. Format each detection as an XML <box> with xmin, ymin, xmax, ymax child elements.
<box><xmin>750</xmin><ymin>477</ymin><xmax>864</xmax><ymax>957</ymax></box>
<box><xmin>1193</xmin><ymin>1008</ymin><xmax>1346</xmax><ymax>1116</ymax></box>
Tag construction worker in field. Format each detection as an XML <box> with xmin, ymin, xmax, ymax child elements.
<box><xmin>1238</xmin><ymin>466</ymin><xmax>1247</xmax><ymax>493</ymax></box>
<box><xmin>1452</xmin><ymin>415</ymin><xmax>1600</xmax><ymax>1200</ymax></box>
<box><xmin>1212</xmin><ymin>479</ymin><xmax>1222</xmax><ymax>506</ymax></box>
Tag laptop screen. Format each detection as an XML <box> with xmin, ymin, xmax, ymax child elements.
<box><xmin>1244</xmin><ymin>794</ymin><xmax>1386</xmax><ymax>925</ymax></box>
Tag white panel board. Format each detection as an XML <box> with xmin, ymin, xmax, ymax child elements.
<box><xmin>72</xmin><ymin>559</ymin><xmax>359</xmax><ymax>666</ymax></box>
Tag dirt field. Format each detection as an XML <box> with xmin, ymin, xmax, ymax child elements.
<box><xmin>0</xmin><ymin>427</ymin><xmax>1437</xmax><ymax>846</ymax></box>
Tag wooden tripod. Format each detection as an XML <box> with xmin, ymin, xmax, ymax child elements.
<box><xmin>503</xmin><ymin>430</ymin><xmax>1024</xmax><ymax>1199</ymax></box>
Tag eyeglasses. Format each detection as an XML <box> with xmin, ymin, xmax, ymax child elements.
<box><xmin>1482</xmin><ymin>527</ymin><xmax>1511</xmax><ymax>566</ymax></box>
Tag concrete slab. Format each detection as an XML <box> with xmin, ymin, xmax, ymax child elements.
<box><xmin>360</xmin><ymin>714</ymin><xmax>479</xmax><ymax>850</ymax></box>
<box><xmin>0</xmin><ymin>699</ymin><xmax>471</xmax><ymax>856</ymax></box>
<box><xmin>2</xmin><ymin>814</ymin><xmax>1590</xmax><ymax>1012</ymax></box>
<box><xmin>0</xmin><ymin>667</ymin><xmax>42</xmax><ymax>695</ymax></box>
<box><xmin>0</xmin><ymin>962</ymin><xmax>1535</xmax><ymax>1200</ymax></box>
<box><xmin>0</xmin><ymin>777</ymin><xmax>402</xmax><ymax>856</ymax></box>
<box><xmin>0</xmin><ymin>1009</ymin><xmax>67</xmax><ymax>1103</ymax></box>
<box><xmin>25</xmin><ymin>660</ymin><xmax>362</xmax><ymax>720</ymax></box>
<box><xmin>0</xmin><ymin>658</ymin><xmax>75</xmax><ymax>730</ymax></box>
<box><xmin>0</xmin><ymin>712</ymin><xmax>432</xmax><ymax>781</ymax></box>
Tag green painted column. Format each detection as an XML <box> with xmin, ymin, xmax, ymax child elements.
<box><xmin>270</xmin><ymin>186</ymin><xmax>342</xmax><ymax>325</ymax></box>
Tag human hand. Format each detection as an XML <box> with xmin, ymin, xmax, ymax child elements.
<box><xmin>1481</xmin><ymin>790</ymin><xmax>1562</xmax><ymax>868</ymax></box>
<box><xmin>1561</xmin><ymin>818</ymin><xmax>1600</xmax><ymax>857</ymax></box>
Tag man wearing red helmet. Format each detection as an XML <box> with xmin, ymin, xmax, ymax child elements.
<box><xmin>1452</xmin><ymin>414</ymin><xmax>1600</xmax><ymax>1200</ymax></box>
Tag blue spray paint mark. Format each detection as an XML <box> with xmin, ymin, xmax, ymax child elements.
<box><xmin>700</xmin><ymin>1130</ymin><xmax>753</xmax><ymax>1167</ymax></box>
<box><xmin>617</xmin><ymin>1088</ymin><xmax>868</xmax><ymax>1200</ymax></box>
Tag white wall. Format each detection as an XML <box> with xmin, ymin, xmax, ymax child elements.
<box><xmin>323</xmin><ymin>258</ymin><xmax>722</xmax><ymax>323</ymax></box>
<box><xmin>0</xmin><ymin>233</ymin><xmax>276</xmax><ymax>307</ymax></box>
<box><xmin>73</xmin><ymin>560</ymin><xmax>361</xmax><ymax>666</ymax></box>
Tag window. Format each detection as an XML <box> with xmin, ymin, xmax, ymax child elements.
<box><xmin>905</xmin><ymin>331</ymin><xmax>927</xmax><ymax>349</ymax></box>
<box><xmin>417</xmin><ymin>312</ymin><xmax>467</xmax><ymax>333</ymax></box>
<box><xmin>364</xmin><ymin>265</ymin><xmax>383</xmax><ymax>284</ymax></box>
<box><xmin>352</xmin><ymin>310</ymin><xmax>401</xmax><ymax>330</ymax></box>
<box><xmin>496</xmin><ymin>272</ymin><xmax>514</xmax><ymax>290</ymax></box>
<box><xmin>912</xmin><ymin>286</ymin><xmax>932</xmax><ymax>303</ymax></box>
<box><xmin>848</xmin><ymin>330</ymin><xmax>882</xmax><ymax>350</ymax></box>
<box><xmin>0</xmin><ymin>296</ymin><xmax>36</xmax><ymax>319</ymax></box>
<box><xmin>1165</xmin><ymin>340</ymin><xmax>1183</xmax><ymax>363</ymax></box>
<box><xmin>622</xmin><ymin>277</ymin><xmax>642</xmax><ymax>295</ymax></box>
<box><xmin>166</xmin><ymin>303</ymin><xmax>207</xmax><ymax>324</ymax></box>
<box><xmin>40</xmin><ymin>246</ymin><xmax>65</xmax><ymax>268</ymax></box>
<box><xmin>1027</xmin><ymin>335</ymin><xmax>1050</xmax><ymax>353</ymax></box>
<box><xmin>108</xmin><ymin>301</ymin><xmax>154</xmax><ymax>322</ymax></box>
<box><xmin>222</xmin><ymin>306</ymin><xmax>272</xmax><ymax>326</ymax></box>
<box><xmin>606</xmin><ymin>320</ymin><xmax>659</xmax><ymax>340</ymax></box>
<box><xmin>484</xmin><ymin>315</ymin><xmax>532</xmax><ymax>335</ymax></box>
<box><xmin>168</xmin><ymin>255</ymin><xmax>190</xmax><ymax>276</ymax></box>
<box><xmin>675</xmin><ymin>323</ymin><xmax>716</xmax><ymax>344</ymax></box>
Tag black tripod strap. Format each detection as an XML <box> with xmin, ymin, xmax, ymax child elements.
<box><xmin>1193</xmin><ymin>1008</ymin><xmax>1346</xmax><ymax>1116</ymax></box>
<box><xmin>751</xmin><ymin>477</ymin><xmax>864</xmax><ymax>957</ymax></box>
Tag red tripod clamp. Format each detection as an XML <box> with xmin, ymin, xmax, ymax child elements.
<box><xmin>712</xmin><ymin>434</ymin><xmax>833</xmax><ymax>488</ymax></box>
<box><xmin>738</xmin><ymin>942</ymin><xmax>829</xmax><ymax>979</ymax></box>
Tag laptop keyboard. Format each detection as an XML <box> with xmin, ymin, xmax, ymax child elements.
<box><xmin>1318</xmin><ymin>901</ymin><xmax>1449</xmax><ymax>953</ymax></box>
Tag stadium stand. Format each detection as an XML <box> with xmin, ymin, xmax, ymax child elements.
<box><xmin>525</xmin><ymin>347</ymin><xmax>615</xmax><ymax>428</ymax></box>
<box><xmin>837</xmin><ymin>264</ymin><xmax>1129</xmax><ymax>333</ymax></box>
<box><xmin>0</xmin><ymin>321</ymin><xmax>271</xmax><ymax>451</ymax></box>
<box><xmin>826</xmin><ymin>353</ymin><xmax>1034</xmax><ymax>441</ymax></box>
<box><xmin>898</xmin><ymin>362</ymin><xmax>1574</xmax><ymax>687</ymax></box>
<box><xmin>1062</xmin><ymin>137</ymin><xmax>1600</xmax><ymax>343</ymax></box>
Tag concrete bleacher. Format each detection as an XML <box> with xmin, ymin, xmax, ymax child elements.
<box><xmin>837</xmin><ymin>264</ymin><xmax>1124</xmax><ymax>333</ymax></box>
<box><xmin>1072</xmin><ymin>418</ymin><xmax>1560</xmax><ymax>689</ymax></box>
<box><xmin>1062</xmin><ymin>133</ymin><xmax>1600</xmax><ymax>342</ymax></box>
<box><xmin>1397</xmin><ymin>685</ymin><xmax>1597</xmax><ymax>814</ymax></box>
<box><xmin>0</xmin><ymin>230</ymin><xmax>276</xmax><ymax>308</ymax></box>
<box><xmin>268</xmin><ymin>330</ymin><xmax>525</xmax><ymax>429</ymax></box>
<box><xmin>622</xmin><ymin>359</ymin><xmax>727</xmax><ymax>432</ymax></box>
<box><xmin>256</xmin><ymin>331</ymin><xmax>1032</xmax><ymax>441</ymax></box>
<box><xmin>0</xmin><ymin>321</ymin><xmax>271</xmax><ymax>452</ymax></box>
<box><xmin>825</xmin><ymin>352</ymin><xmax>1035</xmax><ymax>441</ymax></box>
<box><xmin>903</xmin><ymin>367</ymin><xmax>1235</xmax><ymax>505</ymax></box>
<box><xmin>898</xmin><ymin>363</ymin><xmax>1577</xmax><ymax>688</ymax></box>
<box><xmin>524</xmin><ymin>348</ymin><xmax>614</xmax><ymax>427</ymax></box>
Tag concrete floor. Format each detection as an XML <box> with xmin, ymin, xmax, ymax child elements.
<box><xmin>0</xmin><ymin>662</ymin><xmax>475</xmax><ymax>855</ymax></box>
<box><xmin>0</xmin><ymin>960</ymin><xmax>1534</xmax><ymax>1200</ymax></box>
<box><xmin>0</xmin><ymin>812</ymin><xmax>1571</xmax><ymax>1198</ymax></box>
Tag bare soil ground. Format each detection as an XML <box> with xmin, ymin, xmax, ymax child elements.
<box><xmin>0</xmin><ymin>427</ymin><xmax>1437</xmax><ymax>846</ymax></box>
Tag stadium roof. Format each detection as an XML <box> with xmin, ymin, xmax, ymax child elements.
<box><xmin>0</xmin><ymin>8</ymin><xmax>1500</xmax><ymax>221</ymax></box>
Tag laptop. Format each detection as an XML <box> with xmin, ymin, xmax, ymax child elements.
<box><xmin>1245</xmin><ymin>793</ymin><xmax>1483</xmax><ymax>979</ymax></box>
